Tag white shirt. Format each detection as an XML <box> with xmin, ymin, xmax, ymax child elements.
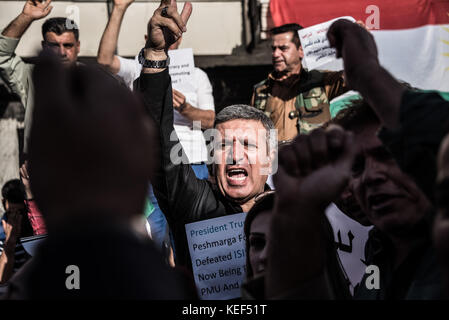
<box><xmin>117</xmin><ymin>55</ymin><xmax>215</xmax><ymax>163</ymax></box>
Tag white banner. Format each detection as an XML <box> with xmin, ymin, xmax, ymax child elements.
<box><xmin>325</xmin><ymin>204</ymin><xmax>372</xmax><ymax>294</ymax></box>
<box><xmin>298</xmin><ymin>16</ymin><xmax>355</xmax><ymax>71</ymax></box>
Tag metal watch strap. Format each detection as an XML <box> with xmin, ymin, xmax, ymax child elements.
<box><xmin>138</xmin><ymin>48</ymin><xmax>170</xmax><ymax>68</ymax></box>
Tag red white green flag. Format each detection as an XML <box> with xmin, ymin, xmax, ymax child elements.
<box><xmin>270</xmin><ymin>0</ymin><xmax>449</xmax><ymax>90</ymax></box>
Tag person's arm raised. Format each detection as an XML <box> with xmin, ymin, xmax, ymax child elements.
<box><xmin>0</xmin><ymin>1</ymin><xmax>52</xmax><ymax>113</ymax></box>
<box><xmin>327</xmin><ymin>19</ymin><xmax>405</xmax><ymax>130</ymax></box>
<box><xmin>142</xmin><ymin>0</ymin><xmax>191</xmax><ymax>74</ymax></box>
<box><xmin>97</xmin><ymin>0</ymin><xmax>134</xmax><ymax>74</ymax></box>
<box><xmin>136</xmin><ymin>1</ymin><xmax>222</xmax><ymax>269</ymax></box>
<box><xmin>266</xmin><ymin>126</ymin><xmax>355</xmax><ymax>299</ymax></box>
<box><xmin>2</xmin><ymin>0</ymin><xmax>53</xmax><ymax>39</ymax></box>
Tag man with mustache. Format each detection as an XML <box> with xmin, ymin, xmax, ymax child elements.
<box><xmin>339</xmin><ymin>102</ymin><xmax>442</xmax><ymax>299</ymax></box>
<box><xmin>96</xmin><ymin>0</ymin><xmax>215</xmax><ymax>254</ymax></box>
<box><xmin>327</xmin><ymin>18</ymin><xmax>449</xmax><ymax>298</ymax></box>
<box><xmin>251</xmin><ymin>23</ymin><xmax>347</xmax><ymax>141</ymax></box>
<box><xmin>0</xmin><ymin>0</ymin><xmax>81</xmax><ymax>152</ymax></box>
<box><xmin>136</xmin><ymin>0</ymin><xmax>276</xmax><ymax>271</ymax></box>
<box><xmin>267</xmin><ymin>101</ymin><xmax>444</xmax><ymax>299</ymax></box>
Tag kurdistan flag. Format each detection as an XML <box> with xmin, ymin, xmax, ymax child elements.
<box><xmin>269</xmin><ymin>0</ymin><xmax>449</xmax><ymax>91</ymax></box>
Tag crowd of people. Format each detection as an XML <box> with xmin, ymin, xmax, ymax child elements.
<box><xmin>0</xmin><ymin>0</ymin><xmax>448</xmax><ymax>300</ymax></box>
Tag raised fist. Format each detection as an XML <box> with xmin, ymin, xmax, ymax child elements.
<box><xmin>327</xmin><ymin>19</ymin><xmax>379</xmax><ymax>90</ymax></box>
<box><xmin>274</xmin><ymin>125</ymin><xmax>355</xmax><ymax>214</ymax></box>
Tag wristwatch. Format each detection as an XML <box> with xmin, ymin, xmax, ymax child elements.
<box><xmin>138</xmin><ymin>48</ymin><xmax>170</xmax><ymax>68</ymax></box>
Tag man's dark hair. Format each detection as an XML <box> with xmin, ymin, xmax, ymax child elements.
<box><xmin>270</xmin><ymin>23</ymin><xmax>303</xmax><ymax>49</ymax></box>
<box><xmin>1</xmin><ymin>179</ymin><xmax>25</xmax><ymax>204</ymax></box>
<box><xmin>215</xmin><ymin>104</ymin><xmax>274</xmax><ymax>132</ymax></box>
<box><xmin>330</xmin><ymin>99</ymin><xmax>380</xmax><ymax>132</ymax></box>
<box><xmin>42</xmin><ymin>17</ymin><xmax>79</xmax><ymax>41</ymax></box>
<box><xmin>1</xmin><ymin>179</ymin><xmax>34</xmax><ymax>238</ymax></box>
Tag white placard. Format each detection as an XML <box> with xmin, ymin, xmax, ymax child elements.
<box><xmin>185</xmin><ymin>213</ymin><xmax>247</xmax><ymax>300</ymax></box>
<box><xmin>298</xmin><ymin>16</ymin><xmax>356</xmax><ymax>71</ymax></box>
<box><xmin>325</xmin><ymin>204</ymin><xmax>372</xmax><ymax>295</ymax></box>
<box><xmin>168</xmin><ymin>48</ymin><xmax>195</xmax><ymax>93</ymax></box>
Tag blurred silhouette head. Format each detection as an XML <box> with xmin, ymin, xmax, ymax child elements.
<box><xmin>29</xmin><ymin>53</ymin><xmax>158</xmax><ymax>232</ymax></box>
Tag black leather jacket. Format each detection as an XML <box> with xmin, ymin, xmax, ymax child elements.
<box><xmin>136</xmin><ymin>70</ymin><xmax>246</xmax><ymax>270</ymax></box>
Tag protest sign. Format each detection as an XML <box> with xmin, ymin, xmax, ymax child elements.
<box><xmin>168</xmin><ymin>48</ymin><xmax>195</xmax><ymax>93</ymax></box>
<box><xmin>298</xmin><ymin>16</ymin><xmax>355</xmax><ymax>70</ymax></box>
<box><xmin>325</xmin><ymin>203</ymin><xmax>372</xmax><ymax>294</ymax></box>
<box><xmin>185</xmin><ymin>213</ymin><xmax>247</xmax><ymax>300</ymax></box>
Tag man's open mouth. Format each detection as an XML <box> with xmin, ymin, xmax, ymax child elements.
<box><xmin>226</xmin><ymin>168</ymin><xmax>248</xmax><ymax>185</ymax></box>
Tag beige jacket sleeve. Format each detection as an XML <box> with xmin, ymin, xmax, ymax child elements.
<box><xmin>0</xmin><ymin>34</ymin><xmax>33</xmax><ymax>109</ymax></box>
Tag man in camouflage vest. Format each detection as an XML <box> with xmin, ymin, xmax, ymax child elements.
<box><xmin>251</xmin><ymin>23</ymin><xmax>347</xmax><ymax>141</ymax></box>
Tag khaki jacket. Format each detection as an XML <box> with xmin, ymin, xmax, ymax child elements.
<box><xmin>0</xmin><ymin>34</ymin><xmax>34</xmax><ymax>152</ymax></box>
<box><xmin>251</xmin><ymin>69</ymin><xmax>346</xmax><ymax>141</ymax></box>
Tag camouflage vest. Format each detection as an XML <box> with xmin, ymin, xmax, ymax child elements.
<box><xmin>295</xmin><ymin>86</ymin><xmax>330</xmax><ymax>134</ymax></box>
<box><xmin>252</xmin><ymin>72</ymin><xmax>331</xmax><ymax>136</ymax></box>
<box><xmin>252</xmin><ymin>79</ymin><xmax>272</xmax><ymax>117</ymax></box>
